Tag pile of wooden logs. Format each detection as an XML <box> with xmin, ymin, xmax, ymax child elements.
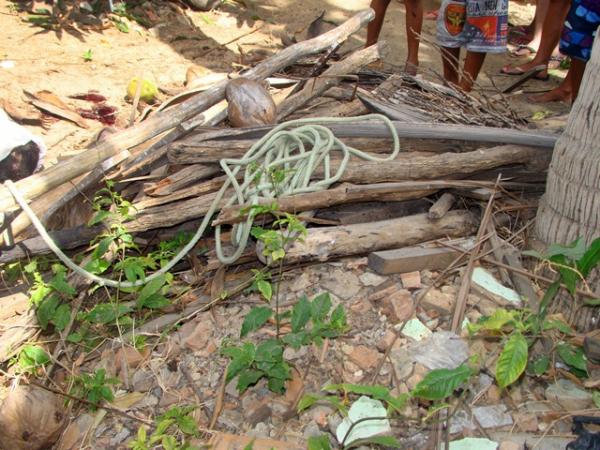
<box><xmin>1</xmin><ymin>8</ymin><xmax>558</xmax><ymax>270</ymax></box>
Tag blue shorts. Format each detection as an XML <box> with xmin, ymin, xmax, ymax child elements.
<box><xmin>437</xmin><ymin>0</ymin><xmax>509</xmax><ymax>53</ymax></box>
<box><xmin>560</xmin><ymin>0</ymin><xmax>600</xmax><ymax>61</ymax></box>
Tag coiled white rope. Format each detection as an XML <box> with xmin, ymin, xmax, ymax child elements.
<box><xmin>6</xmin><ymin>114</ymin><xmax>400</xmax><ymax>288</ymax></box>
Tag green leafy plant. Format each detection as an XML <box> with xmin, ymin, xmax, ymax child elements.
<box><xmin>11</xmin><ymin>344</ymin><xmax>50</xmax><ymax>374</ymax></box>
<box><xmin>27</xmin><ymin>262</ymin><xmax>75</xmax><ymax>332</ymax></box>
<box><xmin>128</xmin><ymin>406</ymin><xmax>200</xmax><ymax>450</ymax></box>
<box><xmin>82</xmin><ymin>49</ymin><xmax>93</xmax><ymax>62</ymax></box>
<box><xmin>70</xmin><ymin>368</ymin><xmax>119</xmax><ymax>410</ymax></box>
<box><xmin>223</xmin><ymin>292</ymin><xmax>348</xmax><ymax>394</ymax></box>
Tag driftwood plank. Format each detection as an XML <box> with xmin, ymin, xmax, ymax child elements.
<box><xmin>0</xmin><ymin>9</ymin><xmax>376</xmax><ymax>212</ymax></box>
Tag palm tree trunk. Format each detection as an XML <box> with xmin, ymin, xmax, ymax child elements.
<box><xmin>535</xmin><ymin>29</ymin><xmax>600</xmax><ymax>331</ymax></box>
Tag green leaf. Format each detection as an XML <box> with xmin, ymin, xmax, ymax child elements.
<box><xmin>85</xmin><ymin>303</ymin><xmax>131</xmax><ymax>324</ymax></box>
<box><xmin>49</xmin><ymin>268</ymin><xmax>76</xmax><ymax>297</ymax></box>
<box><xmin>412</xmin><ymin>364</ymin><xmax>472</xmax><ymax>400</ymax></box>
<box><xmin>330</xmin><ymin>304</ymin><xmax>347</xmax><ymax>330</ymax></box>
<box><xmin>542</xmin><ymin>318</ymin><xmax>574</xmax><ymax>335</ymax></box>
<box><xmin>540</xmin><ymin>281</ymin><xmax>561</xmax><ymax>318</ymax></box>
<box><xmin>52</xmin><ymin>303</ymin><xmax>71</xmax><ymax>331</ymax></box>
<box><xmin>139</xmin><ymin>293</ymin><xmax>170</xmax><ymax>310</ymax></box>
<box><xmin>243</xmin><ymin>439</ymin><xmax>256</xmax><ymax>450</ymax></box>
<box><xmin>222</xmin><ymin>343</ymin><xmax>255</xmax><ymax>382</ymax></box>
<box><xmin>496</xmin><ymin>333</ymin><xmax>528</xmax><ymax>388</ymax></box>
<box><xmin>311</xmin><ymin>293</ymin><xmax>332</xmax><ymax>322</ymax></box>
<box><xmin>36</xmin><ymin>294</ymin><xmax>60</xmax><ymax>329</ymax></box>
<box><xmin>240</xmin><ymin>307</ymin><xmax>273</xmax><ymax>338</ymax></box>
<box><xmin>323</xmin><ymin>383</ymin><xmax>390</xmax><ymax>400</ymax></box>
<box><xmin>67</xmin><ymin>332</ymin><xmax>83</xmax><ymax>343</ymax></box>
<box><xmin>323</xmin><ymin>396</ymin><xmax>348</xmax><ymax>415</ymax></box>
<box><xmin>282</xmin><ymin>331</ymin><xmax>310</xmax><ymax>349</ymax></box>
<box><xmin>176</xmin><ymin>414</ymin><xmax>199</xmax><ymax>436</ymax></box>
<box><xmin>271</xmin><ymin>248</ymin><xmax>285</xmax><ymax>261</ymax></box>
<box><xmin>18</xmin><ymin>345</ymin><xmax>50</xmax><ymax>370</ymax></box>
<box><xmin>556</xmin><ymin>343</ymin><xmax>588</xmax><ymax>374</ymax></box>
<box><xmin>291</xmin><ymin>296</ymin><xmax>311</xmax><ymax>332</ymax></box>
<box><xmin>308</xmin><ymin>435</ymin><xmax>331</xmax><ymax>450</ymax></box>
<box><xmin>547</xmin><ymin>238</ymin><xmax>586</xmax><ymax>260</ymax></box>
<box><xmin>267</xmin><ymin>377</ymin><xmax>286</xmax><ymax>394</ymax></box>
<box><xmin>577</xmin><ymin>237</ymin><xmax>600</xmax><ymax>278</ymax></box>
<box><xmin>255</xmin><ymin>339</ymin><xmax>283</xmax><ymax>362</ymax></box>
<box><xmin>237</xmin><ymin>369</ymin><xmax>264</xmax><ymax>392</ymax></box>
<box><xmin>593</xmin><ymin>391</ymin><xmax>600</xmax><ymax>409</ymax></box>
<box><xmin>297</xmin><ymin>393</ymin><xmax>323</xmax><ymax>412</ymax></box>
<box><xmin>346</xmin><ymin>435</ymin><xmax>402</xmax><ymax>449</ymax></box>
<box><xmin>478</xmin><ymin>308</ymin><xmax>517</xmax><ymax>332</ymax></box>
<box><xmin>256</xmin><ymin>279</ymin><xmax>272</xmax><ymax>301</ymax></box>
<box><xmin>529</xmin><ymin>355</ymin><xmax>550</xmax><ymax>376</ymax></box>
<box><xmin>88</xmin><ymin>209</ymin><xmax>110</xmax><ymax>226</ymax></box>
<box><xmin>583</xmin><ymin>297</ymin><xmax>600</xmax><ymax>306</ymax></box>
<box><xmin>385</xmin><ymin>393</ymin><xmax>409</xmax><ymax>414</ymax></box>
<box><xmin>137</xmin><ymin>274</ymin><xmax>166</xmax><ymax>309</ymax></box>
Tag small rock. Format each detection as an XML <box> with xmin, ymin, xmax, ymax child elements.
<box><xmin>359</xmin><ymin>271</ymin><xmax>387</xmax><ymax>287</ymax></box>
<box><xmin>343</xmin><ymin>345</ymin><xmax>380</xmax><ymax>370</ymax></box>
<box><xmin>109</xmin><ymin>427</ymin><xmax>131</xmax><ymax>447</ymax></box>
<box><xmin>218</xmin><ymin>409</ymin><xmax>244</xmax><ymax>432</ymax></box>
<box><xmin>545</xmin><ymin>379</ymin><xmax>593</xmax><ymax>410</ymax></box>
<box><xmin>412</xmin><ymin>331</ymin><xmax>469</xmax><ymax>370</ymax></box>
<box><xmin>283</xmin><ymin>346</ymin><xmax>308</xmax><ymax>361</ymax></box>
<box><xmin>302</xmin><ymin>422</ymin><xmax>322</xmax><ymax>439</ymax></box>
<box><xmin>472</xmin><ymin>404</ymin><xmax>513</xmax><ymax>429</ymax></box>
<box><xmin>248</xmin><ymin>422</ymin><xmax>270</xmax><ymax>439</ymax></box>
<box><xmin>400</xmin><ymin>271</ymin><xmax>421</xmax><ymax>289</ymax></box>
<box><xmin>376</xmin><ymin>330</ymin><xmax>397</xmax><ymax>352</ymax></box>
<box><xmin>406</xmin><ymin>363</ymin><xmax>428</xmax><ymax>390</ymax></box>
<box><xmin>381</xmin><ymin>289</ymin><xmax>413</xmax><ymax>323</ymax></box>
<box><xmin>399</xmin><ymin>318</ymin><xmax>432</xmax><ymax>341</ymax></box>
<box><xmin>321</xmin><ymin>268</ymin><xmax>361</xmax><ymax>300</ymax></box>
<box><xmin>346</xmin><ymin>257</ymin><xmax>368</xmax><ymax>269</ymax></box>
<box><xmin>311</xmin><ymin>406</ymin><xmax>335</xmax><ymax>429</ymax></box>
<box><xmin>326</xmin><ymin>415</ymin><xmax>342</xmax><ymax>438</ymax></box>
<box><xmin>513</xmin><ymin>412</ymin><xmax>538</xmax><ymax>432</ymax></box>
<box><xmin>486</xmin><ymin>385</ymin><xmax>501</xmax><ymax>403</ymax></box>
<box><xmin>422</xmin><ymin>288</ymin><xmax>455</xmax><ymax>315</ymax></box>
<box><xmin>499</xmin><ymin>441</ymin><xmax>521</xmax><ymax>450</ymax></box>
<box><xmin>448</xmin><ymin>409</ymin><xmax>475</xmax><ymax>435</ymax></box>
<box><xmin>368</xmin><ymin>284</ymin><xmax>398</xmax><ymax>302</ymax></box>
<box><xmin>177</xmin><ymin>317</ymin><xmax>216</xmax><ymax>356</ymax></box>
<box><xmin>225</xmin><ymin>379</ymin><xmax>240</xmax><ymax>398</ymax></box>
<box><xmin>115</xmin><ymin>347</ymin><xmax>145</xmax><ymax>371</ymax></box>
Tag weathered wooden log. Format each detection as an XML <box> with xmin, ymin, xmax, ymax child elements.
<box><xmin>428</xmin><ymin>193</ymin><xmax>456</xmax><ymax>219</ymax></box>
<box><xmin>277</xmin><ymin>43</ymin><xmax>382</xmax><ymax>120</ymax></box>
<box><xmin>144</xmin><ymin>163</ymin><xmax>220</xmax><ymax>196</ymax></box>
<box><xmin>331</xmin><ymin>145</ymin><xmax>550</xmax><ymax>183</ymax></box>
<box><xmin>214</xmin><ymin>180</ymin><xmax>499</xmax><ymax>226</ymax></box>
<box><xmin>258</xmin><ymin>210</ymin><xmax>478</xmax><ymax>264</ymax></box>
<box><xmin>0</xmin><ymin>9</ymin><xmax>375</xmax><ymax>212</ymax></box>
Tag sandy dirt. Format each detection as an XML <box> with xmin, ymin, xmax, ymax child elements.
<box><xmin>0</xmin><ymin>0</ymin><xmax>567</xmax><ymax>168</ymax></box>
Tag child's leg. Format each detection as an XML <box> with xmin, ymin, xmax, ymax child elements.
<box><xmin>441</xmin><ymin>47</ymin><xmax>461</xmax><ymax>85</ymax></box>
<box><xmin>460</xmin><ymin>51</ymin><xmax>486</xmax><ymax>91</ymax></box>
<box><xmin>366</xmin><ymin>0</ymin><xmax>392</xmax><ymax>47</ymax></box>
<box><xmin>404</xmin><ymin>0</ymin><xmax>424</xmax><ymax>72</ymax></box>
<box><xmin>569</xmin><ymin>58</ymin><xmax>586</xmax><ymax>100</ymax></box>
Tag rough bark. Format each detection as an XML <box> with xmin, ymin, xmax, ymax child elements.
<box><xmin>535</xmin><ymin>31</ymin><xmax>600</xmax><ymax>332</ymax></box>
<box><xmin>260</xmin><ymin>210</ymin><xmax>478</xmax><ymax>264</ymax></box>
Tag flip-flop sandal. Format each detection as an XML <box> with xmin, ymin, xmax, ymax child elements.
<box><xmin>502</xmin><ymin>64</ymin><xmax>549</xmax><ymax>93</ymax></box>
<box><xmin>510</xmin><ymin>44</ymin><xmax>537</xmax><ymax>57</ymax></box>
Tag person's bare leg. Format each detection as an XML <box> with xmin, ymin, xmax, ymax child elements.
<box><xmin>531</xmin><ymin>69</ymin><xmax>573</xmax><ymax>101</ymax></box>
<box><xmin>366</xmin><ymin>0</ymin><xmax>392</xmax><ymax>47</ymax></box>
<box><xmin>404</xmin><ymin>0</ymin><xmax>424</xmax><ymax>74</ymax></box>
<box><xmin>568</xmin><ymin>58</ymin><xmax>586</xmax><ymax>100</ymax></box>
<box><xmin>503</xmin><ymin>0</ymin><xmax>570</xmax><ymax>75</ymax></box>
<box><xmin>460</xmin><ymin>51</ymin><xmax>486</xmax><ymax>91</ymax></box>
<box><xmin>526</xmin><ymin>0</ymin><xmax>550</xmax><ymax>52</ymax></box>
<box><xmin>441</xmin><ymin>47</ymin><xmax>461</xmax><ymax>85</ymax></box>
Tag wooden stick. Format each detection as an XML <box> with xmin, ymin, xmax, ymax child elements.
<box><xmin>428</xmin><ymin>192</ymin><xmax>456</xmax><ymax>220</ymax></box>
<box><xmin>0</xmin><ymin>9</ymin><xmax>376</xmax><ymax>212</ymax></box>
<box><xmin>277</xmin><ymin>42</ymin><xmax>382</xmax><ymax>120</ymax></box>
<box><xmin>451</xmin><ymin>179</ymin><xmax>499</xmax><ymax>332</ymax></box>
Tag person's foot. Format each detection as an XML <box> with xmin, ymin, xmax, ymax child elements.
<box><xmin>501</xmin><ymin>63</ymin><xmax>548</xmax><ymax>80</ymax></box>
<box><xmin>404</xmin><ymin>60</ymin><xmax>418</xmax><ymax>75</ymax></box>
<box><xmin>530</xmin><ymin>86</ymin><xmax>572</xmax><ymax>102</ymax></box>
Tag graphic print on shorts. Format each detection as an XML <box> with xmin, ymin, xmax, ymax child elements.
<box><xmin>445</xmin><ymin>2</ymin><xmax>467</xmax><ymax>35</ymax></box>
